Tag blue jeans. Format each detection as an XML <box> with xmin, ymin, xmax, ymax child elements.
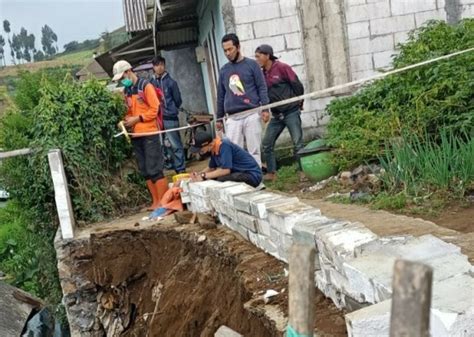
<box><xmin>262</xmin><ymin>109</ymin><xmax>304</xmax><ymax>174</ymax></box>
<box><xmin>163</xmin><ymin>119</ymin><xmax>186</xmax><ymax>173</ymax></box>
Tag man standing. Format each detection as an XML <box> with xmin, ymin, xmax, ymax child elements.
<box><xmin>112</xmin><ymin>60</ymin><xmax>168</xmax><ymax>210</ymax></box>
<box><xmin>255</xmin><ymin>45</ymin><xmax>305</xmax><ymax>181</ymax></box>
<box><xmin>217</xmin><ymin>33</ymin><xmax>269</xmax><ymax>166</ymax></box>
<box><xmin>190</xmin><ymin>131</ymin><xmax>262</xmax><ymax>188</ymax></box>
<box><xmin>151</xmin><ymin>56</ymin><xmax>186</xmax><ymax>174</ymax></box>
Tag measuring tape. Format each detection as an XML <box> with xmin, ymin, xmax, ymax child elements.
<box><xmin>114</xmin><ymin>47</ymin><xmax>474</xmax><ymax>140</ymax></box>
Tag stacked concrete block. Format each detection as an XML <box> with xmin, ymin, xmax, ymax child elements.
<box><xmin>187</xmin><ymin>180</ymin><xmax>224</xmax><ymax>212</ymax></box>
<box><xmin>345</xmin><ymin>274</ymin><xmax>474</xmax><ymax>337</ymax></box>
<box><xmin>267</xmin><ymin>201</ymin><xmax>321</xmax><ymax>235</ymax></box>
<box><xmin>218</xmin><ymin>213</ymin><xmax>249</xmax><ymax>240</ymax></box>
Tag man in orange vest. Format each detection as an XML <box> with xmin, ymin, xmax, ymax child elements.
<box><xmin>112</xmin><ymin>60</ymin><xmax>168</xmax><ymax>210</ymax></box>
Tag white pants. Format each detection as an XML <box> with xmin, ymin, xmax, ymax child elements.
<box><xmin>225</xmin><ymin>113</ymin><xmax>262</xmax><ymax>166</ymax></box>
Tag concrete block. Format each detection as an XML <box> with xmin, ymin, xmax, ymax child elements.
<box><xmin>236</xmin><ymin>23</ymin><xmax>254</xmax><ymax>41</ymax></box>
<box><xmin>247</xmin><ymin>230</ymin><xmax>260</xmax><ymax>246</ymax></box>
<box><xmin>346</xmin><ymin>4</ymin><xmax>370</xmax><ymax>23</ymax></box>
<box><xmin>233</xmin><ymin>2</ymin><xmax>280</xmax><ymax>24</ymax></box>
<box><xmin>250</xmin><ymin>196</ymin><xmax>299</xmax><ymax>219</ymax></box>
<box><xmin>208</xmin><ymin>181</ymin><xmax>241</xmax><ymax>202</ymax></box>
<box><xmin>189</xmin><ymin>180</ymin><xmax>223</xmax><ymax>197</ymax></box>
<box><xmin>240</xmin><ymin>35</ymin><xmax>286</xmax><ymax>58</ymax></box>
<box><xmin>253</xmin><ymin>15</ymin><xmax>300</xmax><ymax>38</ymax></box>
<box><xmin>267</xmin><ymin>202</ymin><xmax>321</xmax><ymax>235</ymax></box>
<box><xmin>350</xmin><ymin>54</ymin><xmax>373</xmax><ymax>72</ymax></box>
<box><xmin>292</xmin><ymin>64</ymin><xmax>306</xmax><ymax>81</ymax></box>
<box><xmin>256</xmin><ymin>219</ymin><xmax>271</xmax><ymax>236</ymax></box>
<box><xmin>292</xmin><ymin>216</ymin><xmax>335</xmax><ymax>246</ymax></box>
<box><xmin>367</xmin><ymin>1</ymin><xmax>391</xmax><ymax>19</ymax></box>
<box><xmin>219</xmin><ymin>214</ymin><xmax>249</xmax><ymax>240</ymax></box>
<box><xmin>275</xmin><ymin>48</ymin><xmax>304</xmax><ymax>67</ymax></box>
<box><xmin>352</xmin><ymin>69</ymin><xmax>378</xmax><ymax>81</ymax></box>
<box><xmin>415</xmin><ymin>9</ymin><xmax>447</xmax><ymax>27</ymax></box>
<box><xmin>250</xmin><ymin>0</ymin><xmax>277</xmax><ymax>4</ymax></box>
<box><xmin>220</xmin><ymin>183</ymin><xmax>255</xmax><ymax>205</ymax></box>
<box><xmin>235</xmin><ymin>191</ymin><xmax>285</xmax><ymax>214</ymax></box>
<box><xmin>347</xmin><ymin>0</ymin><xmax>367</xmax><ymax>5</ymax></box>
<box><xmin>285</xmin><ymin>32</ymin><xmax>302</xmax><ymax>50</ymax></box>
<box><xmin>461</xmin><ymin>4</ymin><xmax>474</xmax><ymax>18</ymax></box>
<box><xmin>373</xmin><ymin>50</ymin><xmax>394</xmax><ymax>69</ymax></box>
<box><xmin>257</xmin><ymin>235</ymin><xmax>279</xmax><ymax>257</ymax></box>
<box><xmin>189</xmin><ymin>195</ymin><xmax>213</xmax><ymax>212</ymax></box>
<box><xmin>316</xmin><ymin>271</ymin><xmax>346</xmax><ymax>309</ymax></box>
<box><xmin>390</xmin><ymin>0</ymin><xmax>437</xmax><ymax>16</ymax></box>
<box><xmin>394</xmin><ymin>30</ymin><xmax>410</xmax><ymax>45</ymax></box>
<box><xmin>347</xmin><ymin>21</ymin><xmax>370</xmax><ymax>39</ymax></box>
<box><xmin>349</xmin><ymin>37</ymin><xmax>371</xmax><ymax>56</ymax></box>
<box><xmin>215</xmin><ymin>325</ymin><xmax>243</xmax><ymax>337</ymax></box>
<box><xmin>345</xmin><ymin>299</ymin><xmax>391</xmax><ymax>337</ymax></box>
<box><xmin>232</xmin><ymin>0</ymin><xmax>249</xmax><ymax>7</ymax></box>
<box><xmin>279</xmin><ymin>0</ymin><xmax>297</xmax><ymax>16</ymax></box>
<box><xmin>235</xmin><ymin>211</ymin><xmax>257</xmax><ymax>232</ymax></box>
<box><xmin>350</xmin><ymin>35</ymin><xmax>393</xmax><ymax>56</ymax></box>
<box><xmin>370</xmin><ymin>14</ymin><xmax>416</xmax><ymax>35</ymax></box>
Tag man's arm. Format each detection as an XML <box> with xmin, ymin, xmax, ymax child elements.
<box><xmin>142</xmin><ymin>83</ymin><xmax>160</xmax><ymax>122</ymax></box>
<box><xmin>217</xmin><ymin>71</ymin><xmax>226</xmax><ymax>119</ymax></box>
<box><xmin>252</xmin><ymin>61</ymin><xmax>270</xmax><ymax>106</ymax></box>
<box><xmin>171</xmin><ymin>80</ymin><xmax>183</xmax><ymax>108</ymax></box>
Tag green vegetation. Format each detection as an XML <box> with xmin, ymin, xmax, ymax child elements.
<box><xmin>0</xmin><ymin>69</ymin><xmax>145</xmax><ymax>315</ymax></box>
<box><xmin>326</xmin><ymin>19</ymin><xmax>474</xmax><ymax>169</ymax></box>
<box><xmin>266</xmin><ymin>164</ymin><xmax>299</xmax><ymax>191</ymax></box>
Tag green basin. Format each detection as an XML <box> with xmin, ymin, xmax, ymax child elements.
<box><xmin>299</xmin><ymin>139</ymin><xmax>338</xmax><ymax>182</ymax></box>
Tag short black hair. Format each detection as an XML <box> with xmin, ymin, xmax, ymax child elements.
<box><xmin>152</xmin><ymin>56</ymin><xmax>166</xmax><ymax>66</ymax></box>
<box><xmin>221</xmin><ymin>33</ymin><xmax>240</xmax><ymax>47</ymax></box>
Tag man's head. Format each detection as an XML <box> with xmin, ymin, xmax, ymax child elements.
<box><xmin>190</xmin><ymin>131</ymin><xmax>213</xmax><ymax>155</ymax></box>
<box><xmin>152</xmin><ymin>56</ymin><xmax>166</xmax><ymax>76</ymax></box>
<box><xmin>112</xmin><ymin>60</ymin><xmax>134</xmax><ymax>87</ymax></box>
<box><xmin>255</xmin><ymin>44</ymin><xmax>278</xmax><ymax>68</ymax></box>
<box><xmin>222</xmin><ymin>33</ymin><xmax>241</xmax><ymax>63</ymax></box>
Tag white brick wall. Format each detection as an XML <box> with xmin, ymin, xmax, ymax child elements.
<box><xmin>279</xmin><ymin>0</ymin><xmax>297</xmax><ymax>16</ymax></box>
<box><xmin>373</xmin><ymin>50</ymin><xmax>394</xmax><ymax>68</ymax></box>
<box><xmin>234</xmin><ymin>2</ymin><xmax>280</xmax><ymax>24</ymax></box>
<box><xmin>253</xmin><ymin>15</ymin><xmax>300</xmax><ymax>38</ymax></box>
<box><xmin>347</xmin><ymin>21</ymin><xmax>370</xmax><ymax>39</ymax></box>
<box><xmin>240</xmin><ymin>35</ymin><xmax>285</xmax><ymax>57</ymax></box>
<box><xmin>461</xmin><ymin>4</ymin><xmax>474</xmax><ymax>17</ymax></box>
<box><xmin>370</xmin><ymin>14</ymin><xmax>416</xmax><ymax>35</ymax></box>
<box><xmin>278</xmin><ymin>49</ymin><xmax>304</xmax><ymax>67</ymax></box>
<box><xmin>415</xmin><ymin>9</ymin><xmax>447</xmax><ymax>27</ymax></box>
<box><xmin>350</xmin><ymin>54</ymin><xmax>373</xmax><ymax>72</ymax></box>
<box><xmin>390</xmin><ymin>0</ymin><xmax>437</xmax><ymax>16</ymax></box>
<box><xmin>285</xmin><ymin>32</ymin><xmax>302</xmax><ymax>49</ymax></box>
<box><xmin>236</xmin><ymin>23</ymin><xmax>254</xmax><ymax>41</ymax></box>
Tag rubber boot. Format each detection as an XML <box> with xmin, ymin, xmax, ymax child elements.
<box><xmin>152</xmin><ymin>177</ymin><xmax>169</xmax><ymax>209</ymax></box>
<box><xmin>146</xmin><ymin>180</ymin><xmax>160</xmax><ymax>211</ymax></box>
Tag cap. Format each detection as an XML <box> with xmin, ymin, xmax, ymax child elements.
<box><xmin>112</xmin><ymin>60</ymin><xmax>132</xmax><ymax>81</ymax></box>
<box><xmin>189</xmin><ymin>130</ymin><xmax>213</xmax><ymax>153</ymax></box>
<box><xmin>255</xmin><ymin>44</ymin><xmax>278</xmax><ymax>60</ymax></box>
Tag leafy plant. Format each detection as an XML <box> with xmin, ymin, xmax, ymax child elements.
<box><xmin>326</xmin><ymin>19</ymin><xmax>474</xmax><ymax>169</ymax></box>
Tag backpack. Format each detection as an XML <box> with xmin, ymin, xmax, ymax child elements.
<box><xmin>136</xmin><ymin>78</ymin><xmax>165</xmax><ymax>130</ymax></box>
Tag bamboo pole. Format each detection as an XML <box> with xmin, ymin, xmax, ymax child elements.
<box><xmin>390</xmin><ymin>260</ymin><xmax>433</xmax><ymax>337</ymax></box>
<box><xmin>0</xmin><ymin>148</ymin><xmax>33</xmax><ymax>159</ymax></box>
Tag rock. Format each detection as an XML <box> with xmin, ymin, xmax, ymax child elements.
<box><xmin>234</xmin><ymin>191</ymin><xmax>282</xmax><ymax>214</ymax></box>
<box><xmin>304</xmin><ymin>176</ymin><xmax>336</xmax><ymax>192</ymax></box>
<box><xmin>197</xmin><ymin>235</ymin><xmax>206</xmax><ymax>243</ymax></box>
<box><xmin>234</xmin><ymin>211</ymin><xmax>257</xmax><ymax>232</ymax></box>
<box><xmin>267</xmin><ymin>201</ymin><xmax>321</xmax><ymax>235</ymax></box>
<box><xmin>250</xmin><ymin>195</ymin><xmax>298</xmax><ymax>219</ymax></box>
<box><xmin>255</xmin><ymin>219</ymin><xmax>271</xmax><ymax>236</ymax></box>
<box><xmin>174</xmin><ymin>211</ymin><xmax>194</xmax><ymax>224</ymax></box>
<box><xmin>339</xmin><ymin>171</ymin><xmax>353</xmax><ymax>186</ymax></box>
<box><xmin>197</xmin><ymin>213</ymin><xmax>217</xmax><ymax>229</ymax></box>
<box><xmin>215</xmin><ymin>325</ymin><xmax>243</xmax><ymax>337</ymax></box>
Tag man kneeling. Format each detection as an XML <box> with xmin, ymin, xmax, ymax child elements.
<box><xmin>190</xmin><ymin>132</ymin><xmax>262</xmax><ymax>187</ymax></box>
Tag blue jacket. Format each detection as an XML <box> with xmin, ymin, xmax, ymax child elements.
<box><xmin>151</xmin><ymin>72</ymin><xmax>182</xmax><ymax>120</ymax></box>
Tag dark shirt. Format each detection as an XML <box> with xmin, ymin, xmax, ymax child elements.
<box><xmin>151</xmin><ymin>72</ymin><xmax>182</xmax><ymax>120</ymax></box>
<box><xmin>209</xmin><ymin>138</ymin><xmax>262</xmax><ymax>186</ymax></box>
<box><xmin>263</xmin><ymin>60</ymin><xmax>304</xmax><ymax>115</ymax></box>
<box><xmin>217</xmin><ymin>57</ymin><xmax>269</xmax><ymax>118</ymax></box>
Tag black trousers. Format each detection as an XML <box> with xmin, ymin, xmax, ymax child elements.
<box><xmin>215</xmin><ymin>172</ymin><xmax>260</xmax><ymax>187</ymax></box>
<box><xmin>132</xmin><ymin>135</ymin><xmax>164</xmax><ymax>182</ymax></box>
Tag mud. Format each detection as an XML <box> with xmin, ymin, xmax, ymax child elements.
<box><xmin>71</xmin><ymin>218</ymin><xmax>346</xmax><ymax>337</ymax></box>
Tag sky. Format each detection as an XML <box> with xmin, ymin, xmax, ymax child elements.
<box><xmin>0</xmin><ymin>0</ymin><xmax>124</xmax><ymax>64</ymax></box>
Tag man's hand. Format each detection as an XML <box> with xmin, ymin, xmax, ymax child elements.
<box><xmin>261</xmin><ymin>111</ymin><xmax>270</xmax><ymax>123</ymax></box>
<box><xmin>216</xmin><ymin>120</ymin><xmax>224</xmax><ymax>131</ymax></box>
<box><xmin>124</xmin><ymin>116</ymin><xmax>140</xmax><ymax>128</ymax></box>
<box><xmin>191</xmin><ymin>171</ymin><xmax>203</xmax><ymax>182</ymax></box>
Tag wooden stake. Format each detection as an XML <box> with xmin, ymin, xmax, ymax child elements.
<box><xmin>390</xmin><ymin>260</ymin><xmax>433</xmax><ymax>337</ymax></box>
<box><xmin>288</xmin><ymin>243</ymin><xmax>316</xmax><ymax>336</ymax></box>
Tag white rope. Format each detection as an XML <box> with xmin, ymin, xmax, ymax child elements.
<box><xmin>114</xmin><ymin>47</ymin><xmax>474</xmax><ymax>139</ymax></box>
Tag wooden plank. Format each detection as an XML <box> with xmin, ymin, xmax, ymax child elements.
<box><xmin>288</xmin><ymin>243</ymin><xmax>316</xmax><ymax>336</ymax></box>
<box><xmin>0</xmin><ymin>148</ymin><xmax>33</xmax><ymax>159</ymax></box>
<box><xmin>390</xmin><ymin>259</ymin><xmax>433</xmax><ymax>337</ymax></box>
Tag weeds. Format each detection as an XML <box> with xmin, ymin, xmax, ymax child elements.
<box><xmin>266</xmin><ymin>164</ymin><xmax>299</xmax><ymax>191</ymax></box>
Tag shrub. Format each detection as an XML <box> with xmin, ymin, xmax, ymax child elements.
<box><xmin>326</xmin><ymin>19</ymin><xmax>474</xmax><ymax>169</ymax></box>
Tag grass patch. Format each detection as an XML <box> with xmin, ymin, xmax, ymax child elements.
<box><xmin>54</xmin><ymin>49</ymin><xmax>94</xmax><ymax>63</ymax></box>
<box><xmin>266</xmin><ymin>164</ymin><xmax>299</xmax><ymax>191</ymax></box>
<box><xmin>372</xmin><ymin>192</ymin><xmax>408</xmax><ymax>210</ymax></box>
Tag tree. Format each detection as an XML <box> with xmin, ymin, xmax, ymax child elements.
<box><xmin>41</xmin><ymin>25</ymin><xmax>57</xmax><ymax>57</ymax></box>
<box><xmin>3</xmin><ymin>20</ymin><xmax>13</xmax><ymax>64</ymax></box>
<box><xmin>63</xmin><ymin>40</ymin><xmax>79</xmax><ymax>53</ymax></box>
<box><xmin>33</xmin><ymin>50</ymin><xmax>45</xmax><ymax>62</ymax></box>
<box><xmin>0</xmin><ymin>35</ymin><xmax>5</xmax><ymax>67</ymax></box>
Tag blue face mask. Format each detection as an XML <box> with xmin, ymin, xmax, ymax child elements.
<box><xmin>121</xmin><ymin>78</ymin><xmax>133</xmax><ymax>88</ymax></box>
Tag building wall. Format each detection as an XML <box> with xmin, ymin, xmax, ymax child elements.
<box><xmin>345</xmin><ymin>0</ymin><xmax>474</xmax><ymax>80</ymax></box>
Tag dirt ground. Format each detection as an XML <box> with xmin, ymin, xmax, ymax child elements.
<box><xmin>78</xmin><ymin>214</ymin><xmax>347</xmax><ymax>337</ymax></box>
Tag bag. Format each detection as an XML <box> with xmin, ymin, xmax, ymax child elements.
<box><xmin>137</xmin><ymin>79</ymin><xmax>164</xmax><ymax>130</ymax></box>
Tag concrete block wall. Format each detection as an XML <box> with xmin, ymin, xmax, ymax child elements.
<box><xmin>183</xmin><ymin>180</ymin><xmax>474</xmax><ymax>337</ymax></box>
<box><xmin>345</xmin><ymin>0</ymin><xmax>474</xmax><ymax>81</ymax></box>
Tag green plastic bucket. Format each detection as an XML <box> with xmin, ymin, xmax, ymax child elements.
<box><xmin>298</xmin><ymin>139</ymin><xmax>338</xmax><ymax>182</ymax></box>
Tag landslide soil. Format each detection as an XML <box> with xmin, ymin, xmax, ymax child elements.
<box><xmin>83</xmin><ymin>221</ymin><xmax>346</xmax><ymax>337</ymax></box>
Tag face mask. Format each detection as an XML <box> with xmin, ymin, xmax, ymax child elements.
<box><xmin>121</xmin><ymin>78</ymin><xmax>133</xmax><ymax>88</ymax></box>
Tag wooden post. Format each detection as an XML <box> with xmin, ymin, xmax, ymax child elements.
<box><xmin>0</xmin><ymin>148</ymin><xmax>33</xmax><ymax>159</ymax></box>
<box><xmin>48</xmin><ymin>149</ymin><xmax>75</xmax><ymax>240</ymax></box>
<box><xmin>288</xmin><ymin>243</ymin><xmax>316</xmax><ymax>336</ymax></box>
<box><xmin>390</xmin><ymin>259</ymin><xmax>433</xmax><ymax>337</ymax></box>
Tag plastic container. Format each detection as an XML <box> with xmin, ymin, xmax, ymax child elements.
<box><xmin>172</xmin><ymin>173</ymin><xmax>190</xmax><ymax>183</ymax></box>
<box><xmin>298</xmin><ymin>139</ymin><xmax>338</xmax><ymax>182</ymax></box>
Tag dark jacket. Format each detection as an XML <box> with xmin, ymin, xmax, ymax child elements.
<box><xmin>151</xmin><ymin>72</ymin><xmax>182</xmax><ymax>120</ymax></box>
<box><xmin>263</xmin><ymin>61</ymin><xmax>304</xmax><ymax>115</ymax></box>
<box><xmin>217</xmin><ymin>57</ymin><xmax>269</xmax><ymax>119</ymax></box>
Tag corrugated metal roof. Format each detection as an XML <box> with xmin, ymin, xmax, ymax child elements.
<box><xmin>123</xmin><ymin>0</ymin><xmax>151</xmax><ymax>32</ymax></box>
<box><xmin>157</xmin><ymin>26</ymin><xmax>198</xmax><ymax>48</ymax></box>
